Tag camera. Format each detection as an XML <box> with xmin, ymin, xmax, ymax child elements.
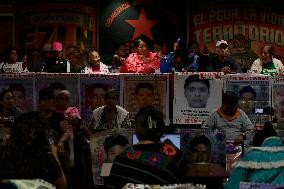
<box><xmin>252</xmin><ymin>107</ymin><xmax>274</xmax><ymax>115</ymax></box>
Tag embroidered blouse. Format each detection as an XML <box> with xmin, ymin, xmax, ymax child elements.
<box><xmin>120</xmin><ymin>52</ymin><xmax>160</xmax><ymax>73</ymax></box>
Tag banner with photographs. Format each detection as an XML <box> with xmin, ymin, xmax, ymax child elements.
<box><xmin>173</xmin><ymin>72</ymin><xmax>223</xmax><ymax>124</ymax></box>
<box><xmin>121</xmin><ymin>74</ymin><xmax>169</xmax><ymax>124</ymax></box>
<box><xmin>80</xmin><ymin>74</ymin><xmax>121</xmax><ymax>121</ymax></box>
<box><xmin>272</xmin><ymin>76</ymin><xmax>284</xmax><ymax>122</ymax></box>
<box><xmin>89</xmin><ymin>128</ymin><xmax>134</xmax><ymax>186</ymax></box>
<box><xmin>0</xmin><ymin>74</ymin><xmax>34</xmax><ymax>112</ymax></box>
<box><xmin>225</xmin><ymin>74</ymin><xmax>272</xmax><ymax>126</ymax></box>
<box><xmin>180</xmin><ymin>129</ymin><xmax>227</xmax><ymax>177</ymax></box>
<box><xmin>34</xmin><ymin>73</ymin><xmax>79</xmax><ymax>109</ymax></box>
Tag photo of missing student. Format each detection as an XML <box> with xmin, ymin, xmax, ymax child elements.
<box><xmin>272</xmin><ymin>76</ymin><xmax>284</xmax><ymax>122</ymax></box>
<box><xmin>0</xmin><ymin>75</ymin><xmax>34</xmax><ymax>112</ymax></box>
<box><xmin>180</xmin><ymin>129</ymin><xmax>227</xmax><ymax>177</ymax></box>
<box><xmin>35</xmin><ymin>75</ymin><xmax>79</xmax><ymax>108</ymax></box>
<box><xmin>226</xmin><ymin>75</ymin><xmax>271</xmax><ymax>126</ymax></box>
<box><xmin>122</xmin><ymin>74</ymin><xmax>169</xmax><ymax>123</ymax></box>
<box><xmin>89</xmin><ymin>129</ymin><xmax>133</xmax><ymax>185</ymax></box>
<box><xmin>80</xmin><ymin>74</ymin><xmax>120</xmax><ymax>121</ymax></box>
<box><xmin>173</xmin><ymin>73</ymin><xmax>223</xmax><ymax>124</ymax></box>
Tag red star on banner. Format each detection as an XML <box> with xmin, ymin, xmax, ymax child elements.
<box><xmin>125</xmin><ymin>8</ymin><xmax>159</xmax><ymax>40</ymax></box>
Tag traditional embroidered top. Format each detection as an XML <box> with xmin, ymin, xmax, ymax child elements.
<box><xmin>105</xmin><ymin>139</ymin><xmax>186</xmax><ymax>188</ymax></box>
<box><xmin>120</xmin><ymin>52</ymin><xmax>160</xmax><ymax>73</ymax></box>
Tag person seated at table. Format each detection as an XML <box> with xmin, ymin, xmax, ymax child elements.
<box><xmin>42</xmin><ymin>42</ymin><xmax>70</xmax><ymax>73</ymax></box>
<box><xmin>105</xmin><ymin>106</ymin><xmax>186</xmax><ymax>188</ymax></box>
<box><xmin>225</xmin><ymin>129</ymin><xmax>284</xmax><ymax>189</ymax></box>
<box><xmin>207</xmin><ymin>40</ymin><xmax>242</xmax><ymax>74</ymax></box>
<box><xmin>160</xmin><ymin>37</ymin><xmax>190</xmax><ymax>73</ymax></box>
<box><xmin>84</xmin><ymin>49</ymin><xmax>109</xmax><ymax>73</ymax></box>
<box><xmin>203</xmin><ymin>91</ymin><xmax>253</xmax><ymax>143</ymax></box>
<box><xmin>249</xmin><ymin>45</ymin><xmax>284</xmax><ymax>76</ymax></box>
<box><xmin>120</xmin><ymin>39</ymin><xmax>160</xmax><ymax>73</ymax></box>
<box><xmin>0</xmin><ymin>47</ymin><xmax>27</xmax><ymax>73</ymax></box>
<box><xmin>110</xmin><ymin>43</ymin><xmax>128</xmax><ymax>73</ymax></box>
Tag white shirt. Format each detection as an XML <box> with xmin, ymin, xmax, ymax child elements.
<box><xmin>84</xmin><ymin>62</ymin><xmax>110</xmax><ymax>74</ymax></box>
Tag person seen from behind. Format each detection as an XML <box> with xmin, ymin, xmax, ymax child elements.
<box><xmin>105</xmin><ymin>106</ymin><xmax>186</xmax><ymax>188</ymax></box>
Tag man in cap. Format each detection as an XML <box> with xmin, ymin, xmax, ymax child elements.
<box><xmin>42</xmin><ymin>41</ymin><xmax>70</xmax><ymax>73</ymax></box>
<box><xmin>208</xmin><ymin>40</ymin><xmax>242</xmax><ymax>74</ymax></box>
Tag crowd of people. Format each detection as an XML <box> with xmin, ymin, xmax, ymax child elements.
<box><xmin>0</xmin><ymin>38</ymin><xmax>284</xmax><ymax>189</ymax></box>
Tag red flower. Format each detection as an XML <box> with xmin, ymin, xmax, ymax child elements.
<box><xmin>162</xmin><ymin>143</ymin><xmax>176</xmax><ymax>157</ymax></box>
<box><xmin>126</xmin><ymin>151</ymin><xmax>142</xmax><ymax>160</ymax></box>
<box><xmin>148</xmin><ymin>154</ymin><xmax>162</xmax><ymax>166</ymax></box>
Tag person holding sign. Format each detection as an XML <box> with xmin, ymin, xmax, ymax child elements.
<box><xmin>249</xmin><ymin>45</ymin><xmax>284</xmax><ymax>76</ymax></box>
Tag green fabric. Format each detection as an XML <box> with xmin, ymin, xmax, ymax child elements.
<box><xmin>261</xmin><ymin>61</ymin><xmax>276</xmax><ymax>76</ymax></box>
<box><xmin>225</xmin><ymin>137</ymin><xmax>284</xmax><ymax>189</ymax></box>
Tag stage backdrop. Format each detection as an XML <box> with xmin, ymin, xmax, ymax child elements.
<box><xmin>99</xmin><ymin>0</ymin><xmax>187</xmax><ymax>64</ymax></box>
<box><xmin>16</xmin><ymin>1</ymin><xmax>96</xmax><ymax>56</ymax></box>
<box><xmin>188</xmin><ymin>0</ymin><xmax>284</xmax><ymax>69</ymax></box>
<box><xmin>173</xmin><ymin>72</ymin><xmax>223</xmax><ymax>125</ymax></box>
